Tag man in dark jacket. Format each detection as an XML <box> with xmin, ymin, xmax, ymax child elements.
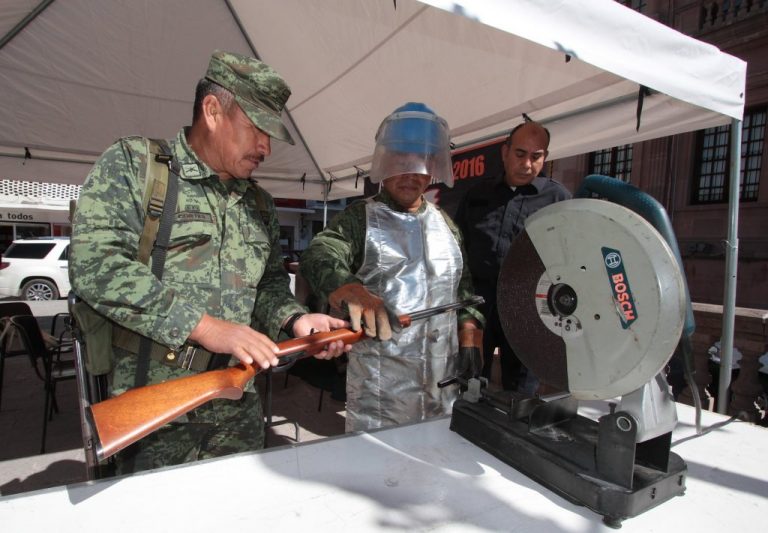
<box><xmin>456</xmin><ymin>121</ymin><xmax>570</xmax><ymax>391</ymax></box>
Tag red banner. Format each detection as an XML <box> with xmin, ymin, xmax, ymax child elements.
<box><xmin>426</xmin><ymin>138</ymin><xmax>505</xmax><ymax>218</ymax></box>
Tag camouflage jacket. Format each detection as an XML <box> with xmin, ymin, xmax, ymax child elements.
<box><xmin>300</xmin><ymin>190</ymin><xmax>484</xmax><ymax>326</ymax></box>
<box><xmin>70</xmin><ymin>128</ymin><xmax>305</xmax><ymax>351</ymax></box>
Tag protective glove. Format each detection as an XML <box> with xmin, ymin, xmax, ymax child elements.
<box><xmin>328</xmin><ymin>283</ymin><xmax>393</xmax><ymax>340</ymax></box>
<box><xmin>457</xmin><ymin>327</ymin><xmax>483</xmax><ymax>380</ymax></box>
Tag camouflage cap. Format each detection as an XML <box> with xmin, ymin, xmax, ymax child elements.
<box><xmin>205</xmin><ymin>50</ymin><xmax>295</xmax><ymax>145</ymax></box>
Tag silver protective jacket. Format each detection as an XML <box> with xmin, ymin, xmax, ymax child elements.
<box><xmin>346</xmin><ymin>198</ymin><xmax>462</xmax><ymax>432</ymax></box>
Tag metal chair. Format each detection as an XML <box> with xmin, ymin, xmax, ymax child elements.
<box><xmin>1</xmin><ymin>302</ymin><xmax>72</xmax><ymax>411</ymax></box>
<box><xmin>9</xmin><ymin>314</ymin><xmax>76</xmax><ymax>453</ymax></box>
<box><xmin>286</xmin><ymin>356</ymin><xmax>347</xmax><ymax>412</ymax></box>
<box><xmin>0</xmin><ymin>301</ymin><xmax>34</xmax><ymax>411</ymax></box>
<box><xmin>263</xmin><ymin>366</ymin><xmax>300</xmax><ymax>446</ymax></box>
<box><xmin>67</xmin><ymin>292</ymin><xmax>113</xmax><ymax>479</ymax></box>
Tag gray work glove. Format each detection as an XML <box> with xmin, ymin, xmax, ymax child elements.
<box><xmin>329</xmin><ymin>283</ymin><xmax>393</xmax><ymax>341</ymax></box>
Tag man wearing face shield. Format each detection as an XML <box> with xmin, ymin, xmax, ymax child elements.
<box><xmin>300</xmin><ymin>102</ymin><xmax>484</xmax><ymax>432</ymax></box>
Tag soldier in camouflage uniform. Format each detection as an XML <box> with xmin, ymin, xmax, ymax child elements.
<box><xmin>300</xmin><ymin>103</ymin><xmax>484</xmax><ymax>432</ymax></box>
<box><xmin>70</xmin><ymin>50</ymin><xmax>349</xmax><ymax>475</ymax></box>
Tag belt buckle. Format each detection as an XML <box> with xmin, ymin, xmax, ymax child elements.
<box><xmin>177</xmin><ymin>344</ymin><xmax>197</xmax><ymax>370</ymax></box>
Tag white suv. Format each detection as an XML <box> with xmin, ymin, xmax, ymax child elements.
<box><xmin>0</xmin><ymin>237</ymin><xmax>71</xmax><ymax>300</ymax></box>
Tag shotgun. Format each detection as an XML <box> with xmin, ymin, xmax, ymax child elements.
<box><xmin>88</xmin><ymin>296</ymin><xmax>484</xmax><ymax>461</ymax></box>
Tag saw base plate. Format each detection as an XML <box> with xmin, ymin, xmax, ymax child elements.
<box><xmin>450</xmin><ymin>397</ymin><xmax>687</xmax><ymax>528</ymax></box>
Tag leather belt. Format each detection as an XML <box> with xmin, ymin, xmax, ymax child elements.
<box><xmin>161</xmin><ymin>343</ymin><xmax>213</xmax><ymax>371</ymax></box>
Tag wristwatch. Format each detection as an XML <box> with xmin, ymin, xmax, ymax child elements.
<box><xmin>281</xmin><ymin>312</ymin><xmax>306</xmax><ymax>338</ymax></box>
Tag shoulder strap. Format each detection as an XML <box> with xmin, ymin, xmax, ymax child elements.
<box><xmin>137</xmin><ymin>138</ymin><xmax>174</xmax><ymax>265</ymax></box>
<box><xmin>136</xmin><ymin>138</ymin><xmax>179</xmax><ymax>387</ymax></box>
<box><xmin>146</xmin><ymin>139</ymin><xmax>179</xmax><ymax>278</ymax></box>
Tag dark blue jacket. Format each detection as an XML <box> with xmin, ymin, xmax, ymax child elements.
<box><xmin>456</xmin><ymin>174</ymin><xmax>571</xmax><ymax>302</ymax></box>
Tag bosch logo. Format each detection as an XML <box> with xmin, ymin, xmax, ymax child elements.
<box><xmin>604</xmin><ymin>252</ymin><xmax>622</xmax><ymax>269</ymax></box>
<box><xmin>611</xmin><ymin>273</ymin><xmax>636</xmax><ymax>323</ymax></box>
<box><xmin>601</xmin><ymin>247</ymin><xmax>638</xmax><ymax>329</ymax></box>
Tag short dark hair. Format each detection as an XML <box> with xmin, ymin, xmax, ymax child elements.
<box><xmin>505</xmin><ymin>121</ymin><xmax>551</xmax><ymax>148</ymax></box>
<box><xmin>192</xmin><ymin>78</ymin><xmax>236</xmax><ymax>124</ymax></box>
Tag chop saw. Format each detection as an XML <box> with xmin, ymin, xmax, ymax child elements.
<box><xmin>450</xmin><ymin>175</ymin><xmax>694</xmax><ymax>528</ymax></box>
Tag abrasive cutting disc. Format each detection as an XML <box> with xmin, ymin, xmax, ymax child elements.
<box><xmin>497</xmin><ymin>199</ymin><xmax>685</xmax><ymax>400</ymax></box>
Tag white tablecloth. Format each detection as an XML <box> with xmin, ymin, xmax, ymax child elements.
<box><xmin>0</xmin><ymin>404</ymin><xmax>766</xmax><ymax>532</ymax></box>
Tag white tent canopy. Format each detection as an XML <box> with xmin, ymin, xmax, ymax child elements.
<box><xmin>0</xmin><ymin>0</ymin><xmax>746</xmax><ymax>201</ymax></box>
<box><xmin>0</xmin><ymin>0</ymin><xmax>749</xmax><ymax>412</ymax></box>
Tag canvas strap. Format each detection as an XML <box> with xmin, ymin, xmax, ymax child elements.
<box><xmin>135</xmin><ymin>139</ymin><xmax>180</xmax><ymax>387</ymax></box>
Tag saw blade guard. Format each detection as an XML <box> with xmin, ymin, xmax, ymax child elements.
<box><xmin>575</xmin><ymin>174</ymin><xmax>694</xmax><ymax>337</ymax></box>
<box><xmin>497</xmin><ymin>198</ymin><xmax>686</xmax><ymax>400</ymax></box>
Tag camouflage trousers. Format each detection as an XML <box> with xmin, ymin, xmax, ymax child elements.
<box><xmin>109</xmin><ymin>348</ymin><xmax>265</xmax><ymax>476</ymax></box>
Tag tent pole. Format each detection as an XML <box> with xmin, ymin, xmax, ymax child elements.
<box><xmin>717</xmin><ymin>118</ymin><xmax>741</xmax><ymax>414</ymax></box>
<box><xmin>0</xmin><ymin>149</ymin><xmax>96</xmax><ymax>166</ymax></box>
<box><xmin>323</xmin><ymin>185</ymin><xmax>329</xmax><ymax>228</ymax></box>
<box><xmin>223</xmin><ymin>0</ymin><xmax>328</xmax><ymax>192</ymax></box>
<box><xmin>0</xmin><ymin>0</ymin><xmax>56</xmax><ymax>51</ymax></box>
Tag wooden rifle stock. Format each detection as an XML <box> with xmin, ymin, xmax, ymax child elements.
<box><xmin>89</xmin><ymin>296</ymin><xmax>483</xmax><ymax>461</ymax></box>
<box><xmin>89</xmin><ymin>327</ymin><xmax>366</xmax><ymax>460</ymax></box>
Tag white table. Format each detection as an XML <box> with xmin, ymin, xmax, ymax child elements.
<box><xmin>1</xmin><ymin>404</ymin><xmax>766</xmax><ymax>532</ymax></box>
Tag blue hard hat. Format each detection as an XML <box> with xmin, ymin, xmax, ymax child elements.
<box><xmin>375</xmin><ymin>102</ymin><xmax>448</xmax><ymax>155</ymax></box>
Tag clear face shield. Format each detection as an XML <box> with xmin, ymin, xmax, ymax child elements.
<box><xmin>369</xmin><ymin>110</ymin><xmax>454</xmax><ymax>188</ymax></box>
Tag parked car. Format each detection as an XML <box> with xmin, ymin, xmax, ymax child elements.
<box><xmin>0</xmin><ymin>237</ymin><xmax>71</xmax><ymax>301</ymax></box>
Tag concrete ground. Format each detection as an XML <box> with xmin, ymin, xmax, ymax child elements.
<box><xmin>0</xmin><ymin>300</ymin><xmax>347</xmax><ymax>497</ymax></box>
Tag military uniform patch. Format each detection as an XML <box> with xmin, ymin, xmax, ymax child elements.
<box><xmin>182</xmin><ymin>163</ymin><xmax>201</xmax><ymax>177</ymax></box>
<box><xmin>176</xmin><ymin>211</ymin><xmax>214</xmax><ymax>223</ymax></box>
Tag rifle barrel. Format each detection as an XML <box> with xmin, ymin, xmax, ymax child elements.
<box><xmin>406</xmin><ymin>295</ymin><xmax>484</xmax><ymax>322</ymax></box>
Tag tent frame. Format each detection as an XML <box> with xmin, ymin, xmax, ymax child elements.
<box><xmin>718</xmin><ymin>118</ymin><xmax>742</xmax><ymax>414</ymax></box>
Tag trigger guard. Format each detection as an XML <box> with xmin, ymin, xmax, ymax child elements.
<box><xmin>273</xmin><ymin>354</ymin><xmax>302</xmax><ymax>372</ymax></box>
